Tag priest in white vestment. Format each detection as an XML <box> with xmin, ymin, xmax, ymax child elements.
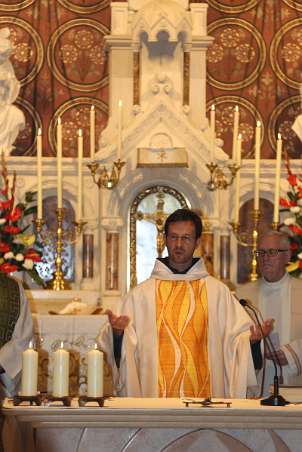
<box><xmin>99</xmin><ymin>209</ymin><xmax>256</xmax><ymax>399</ymax></box>
<box><xmin>236</xmin><ymin>230</ymin><xmax>302</xmax><ymax>396</ymax></box>
<box><xmin>0</xmin><ymin>274</ymin><xmax>33</xmax><ymax>397</ymax></box>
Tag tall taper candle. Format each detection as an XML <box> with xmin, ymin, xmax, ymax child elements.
<box><xmin>77</xmin><ymin>129</ymin><xmax>83</xmax><ymax>221</ymax></box>
<box><xmin>273</xmin><ymin>133</ymin><xmax>282</xmax><ymax>224</ymax></box>
<box><xmin>52</xmin><ymin>342</ymin><xmax>69</xmax><ymax>398</ymax></box>
<box><xmin>210</xmin><ymin>104</ymin><xmax>215</xmax><ymax>161</ymax></box>
<box><xmin>57</xmin><ymin>117</ymin><xmax>63</xmax><ymax>209</ymax></box>
<box><xmin>254</xmin><ymin>121</ymin><xmax>261</xmax><ymax>211</ymax></box>
<box><xmin>118</xmin><ymin>100</ymin><xmax>122</xmax><ymax>160</ymax></box>
<box><xmin>21</xmin><ymin>341</ymin><xmax>38</xmax><ymax>396</ymax></box>
<box><xmin>87</xmin><ymin>344</ymin><xmax>103</xmax><ymax>398</ymax></box>
<box><xmin>37</xmin><ymin>128</ymin><xmax>43</xmax><ymax>219</ymax></box>
<box><xmin>90</xmin><ymin>105</ymin><xmax>95</xmax><ymax>160</ymax></box>
<box><xmin>234</xmin><ymin>134</ymin><xmax>242</xmax><ymax>224</ymax></box>
<box><xmin>232</xmin><ymin>106</ymin><xmax>239</xmax><ymax>161</ymax></box>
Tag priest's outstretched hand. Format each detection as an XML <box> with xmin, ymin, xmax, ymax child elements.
<box><xmin>105</xmin><ymin>309</ymin><xmax>130</xmax><ymax>336</ymax></box>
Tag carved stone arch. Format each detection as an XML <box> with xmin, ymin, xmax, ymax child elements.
<box><xmin>129</xmin><ymin>184</ymin><xmax>188</xmax><ymax>287</ymax></box>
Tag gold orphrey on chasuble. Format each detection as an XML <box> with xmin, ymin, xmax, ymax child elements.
<box><xmin>156</xmin><ymin>280</ymin><xmax>211</xmax><ymax>398</ymax></box>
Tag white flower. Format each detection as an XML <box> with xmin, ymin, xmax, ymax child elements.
<box><xmin>22</xmin><ymin>258</ymin><xmax>33</xmax><ymax>270</ymax></box>
<box><xmin>4</xmin><ymin>251</ymin><xmax>14</xmax><ymax>259</ymax></box>
<box><xmin>298</xmin><ymin>253</ymin><xmax>302</xmax><ymax>260</ymax></box>
<box><xmin>0</xmin><ymin>218</ymin><xmax>6</xmax><ymax>225</ymax></box>
<box><xmin>284</xmin><ymin>217</ymin><xmax>296</xmax><ymax>226</ymax></box>
<box><xmin>298</xmin><ymin>199</ymin><xmax>302</xmax><ymax>207</ymax></box>
<box><xmin>15</xmin><ymin>253</ymin><xmax>24</xmax><ymax>261</ymax></box>
<box><xmin>290</xmin><ymin>206</ymin><xmax>301</xmax><ymax>214</ymax></box>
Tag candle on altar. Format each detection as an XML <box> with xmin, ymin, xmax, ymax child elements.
<box><xmin>90</xmin><ymin>105</ymin><xmax>95</xmax><ymax>160</ymax></box>
<box><xmin>77</xmin><ymin>129</ymin><xmax>83</xmax><ymax>222</ymax></box>
<box><xmin>37</xmin><ymin>128</ymin><xmax>43</xmax><ymax>219</ymax></box>
<box><xmin>52</xmin><ymin>342</ymin><xmax>69</xmax><ymax>398</ymax></box>
<box><xmin>118</xmin><ymin>99</ymin><xmax>122</xmax><ymax>160</ymax></box>
<box><xmin>254</xmin><ymin>121</ymin><xmax>261</xmax><ymax>211</ymax></box>
<box><xmin>234</xmin><ymin>133</ymin><xmax>242</xmax><ymax>224</ymax></box>
<box><xmin>57</xmin><ymin>117</ymin><xmax>63</xmax><ymax>209</ymax></box>
<box><xmin>87</xmin><ymin>344</ymin><xmax>103</xmax><ymax>398</ymax></box>
<box><xmin>21</xmin><ymin>341</ymin><xmax>38</xmax><ymax>396</ymax></box>
<box><xmin>210</xmin><ymin>104</ymin><xmax>215</xmax><ymax>161</ymax></box>
<box><xmin>273</xmin><ymin>133</ymin><xmax>282</xmax><ymax>224</ymax></box>
<box><xmin>232</xmin><ymin>106</ymin><xmax>239</xmax><ymax>162</ymax></box>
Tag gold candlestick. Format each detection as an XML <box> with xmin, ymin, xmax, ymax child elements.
<box><xmin>51</xmin><ymin>208</ymin><xmax>69</xmax><ymax>291</ymax></box>
<box><xmin>34</xmin><ymin>218</ymin><xmax>45</xmax><ymax>234</ymax></box>
<box><xmin>271</xmin><ymin>221</ymin><xmax>279</xmax><ymax>231</ymax></box>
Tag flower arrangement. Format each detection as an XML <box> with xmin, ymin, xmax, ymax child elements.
<box><xmin>0</xmin><ymin>156</ymin><xmax>43</xmax><ymax>285</ymax></box>
<box><xmin>280</xmin><ymin>160</ymin><xmax>302</xmax><ymax>277</ymax></box>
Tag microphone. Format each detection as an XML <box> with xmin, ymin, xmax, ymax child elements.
<box><xmin>239</xmin><ymin>299</ymin><xmax>289</xmax><ymax>406</ymax></box>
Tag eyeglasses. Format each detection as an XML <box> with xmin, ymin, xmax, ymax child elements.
<box><xmin>167</xmin><ymin>234</ymin><xmax>195</xmax><ymax>244</ymax></box>
<box><xmin>254</xmin><ymin>248</ymin><xmax>289</xmax><ymax>257</ymax></box>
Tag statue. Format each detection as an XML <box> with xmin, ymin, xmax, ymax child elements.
<box><xmin>0</xmin><ymin>28</ymin><xmax>25</xmax><ymax>155</ymax></box>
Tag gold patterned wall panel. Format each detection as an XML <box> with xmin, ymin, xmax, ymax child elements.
<box><xmin>0</xmin><ymin>0</ymin><xmax>110</xmax><ymax>157</ymax></box>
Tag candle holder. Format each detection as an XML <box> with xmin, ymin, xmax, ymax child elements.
<box><xmin>47</xmin><ymin>395</ymin><xmax>72</xmax><ymax>407</ymax></box>
<box><xmin>87</xmin><ymin>159</ymin><xmax>125</xmax><ymax>190</ymax></box>
<box><xmin>272</xmin><ymin>222</ymin><xmax>279</xmax><ymax>231</ymax></box>
<box><xmin>78</xmin><ymin>395</ymin><xmax>107</xmax><ymax>407</ymax></box>
<box><xmin>206</xmin><ymin>161</ymin><xmax>239</xmax><ymax>191</ymax></box>
<box><xmin>52</xmin><ymin>208</ymin><xmax>68</xmax><ymax>291</ymax></box>
<box><xmin>13</xmin><ymin>394</ymin><xmax>42</xmax><ymax>406</ymax></box>
<box><xmin>230</xmin><ymin>209</ymin><xmax>260</xmax><ymax>281</ymax></box>
<box><xmin>34</xmin><ymin>218</ymin><xmax>45</xmax><ymax>234</ymax></box>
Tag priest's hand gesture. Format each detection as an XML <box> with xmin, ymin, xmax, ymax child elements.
<box><xmin>249</xmin><ymin>318</ymin><xmax>273</xmax><ymax>343</ymax></box>
<box><xmin>105</xmin><ymin>309</ymin><xmax>130</xmax><ymax>336</ymax></box>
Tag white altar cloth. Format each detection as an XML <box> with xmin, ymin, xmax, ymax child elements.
<box><xmin>3</xmin><ymin>398</ymin><xmax>302</xmax><ymax>452</ymax></box>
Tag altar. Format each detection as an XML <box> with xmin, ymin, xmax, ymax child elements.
<box><xmin>2</xmin><ymin>397</ymin><xmax>302</xmax><ymax>452</ymax></box>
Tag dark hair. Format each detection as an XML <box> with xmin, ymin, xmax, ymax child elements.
<box><xmin>164</xmin><ymin>209</ymin><xmax>202</xmax><ymax>238</ymax></box>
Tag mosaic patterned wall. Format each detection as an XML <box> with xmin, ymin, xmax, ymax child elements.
<box><xmin>1</xmin><ymin>0</ymin><xmax>302</xmax><ymax>159</ymax></box>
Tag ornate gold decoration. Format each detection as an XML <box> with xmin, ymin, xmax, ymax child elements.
<box><xmin>208</xmin><ymin>18</ymin><xmax>266</xmax><ymax>91</ymax></box>
<box><xmin>0</xmin><ymin>0</ymin><xmax>35</xmax><ymax>12</ymax></box>
<box><xmin>87</xmin><ymin>159</ymin><xmax>125</xmax><ymax>190</ymax></box>
<box><xmin>208</xmin><ymin>0</ymin><xmax>260</xmax><ymax>14</ymax></box>
<box><xmin>130</xmin><ymin>186</ymin><xmax>188</xmax><ymax>288</ymax></box>
<box><xmin>52</xmin><ymin>208</ymin><xmax>69</xmax><ymax>291</ymax></box>
<box><xmin>183</xmin><ymin>52</ymin><xmax>190</xmax><ymax>106</ymax></box>
<box><xmin>0</xmin><ymin>16</ymin><xmax>44</xmax><ymax>87</ymax></box>
<box><xmin>57</xmin><ymin>0</ymin><xmax>109</xmax><ymax>14</ymax></box>
<box><xmin>206</xmin><ymin>161</ymin><xmax>239</xmax><ymax>191</ymax></box>
<box><xmin>282</xmin><ymin>0</ymin><xmax>302</xmax><ymax>11</ymax></box>
<box><xmin>133</xmin><ymin>51</ymin><xmax>140</xmax><ymax>106</ymax></box>
<box><xmin>47</xmin><ymin>19</ymin><xmax>109</xmax><ymax>92</ymax></box>
<box><xmin>230</xmin><ymin>209</ymin><xmax>261</xmax><ymax>282</ymax></box>
<box><xmin>270</xmin><ymin>19</ymin><xmax>302</xmax><ymax>90</ymax></box>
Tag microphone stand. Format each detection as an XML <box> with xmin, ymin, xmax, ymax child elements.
<box><xmin>239</xmin><ymin>299</ymin><xmax>289</xmax><ymax>406</ymax></box>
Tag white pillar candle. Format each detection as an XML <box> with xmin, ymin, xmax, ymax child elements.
<box><xmin>117</xmin><ymin>100</ymin><xmax>122</xmax><ymax>160</ymax></box>
<box><xmin>234</xmin><ymin>134</ymin><xmax>242</xmax><ymax>224</ymax></box>
<box><xmin>273</xmin><ymin>133</ymin><xmax>282</xmax><ymax>224</ymax></box>
<box><xmin>232</xmin><ymin>105</ymin><xmax>239</xmax><ymax>162</ymax></box>
<box><xmin>87</xmin><ymin>344</ymin><xmax>103</xmax><ymax>398</ymax></box>
<box><xmin>57</xmin><ymin>117</ymin><xmax>63</xmax><ymax>209</ymax></box>
<box><xmin>21</xmin><ymin>341</ymin><xmax>38</xmax><ymax>396</ymax></box>
<box><xmin>37</xmin><ymin>128</ymin><xmax>43</xmax><ymax>219</ymax></box>
<box><xmin>254</xmin><ymin>121</ymin><xmax>261</xmax><ymax>211</ymax></box>
<box><xmin>77</xmin><ymin>129</ymin><xmax>83</xmax><ymax>222</ymax></box>
<box><xmin>90</xmin><ymin>105</ymin><xmax>95</xmax><ymax>160</ymax></box>
<box><xmin>52</xmin><ymin>342</ymin><xmax>69</xmax><ymax>398</ymax></box>
<box><xmin>210</xmin><ymin>104</ymin><xmax>215</xmax><ymax>161</ymax></box>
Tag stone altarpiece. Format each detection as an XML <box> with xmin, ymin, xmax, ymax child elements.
<box><xmin>5</xmin><ymin>0</ymin><xmax>293</xmax><ymax>310</ymax></box>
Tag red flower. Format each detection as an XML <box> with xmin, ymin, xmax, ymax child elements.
<box><xmin>299</xmin><ymin>260</ymin><xmax>302</xmax><ymax>270</ymax></box>
<box><xmin>0</xmin><ymin>243</ymin><xmax>10</xmax><ymax>253</ymax></box>
<box><xmin>0</xmin><ymin>262</ymin><xmax>17</xmax><ymax>273</ymax></box>
<box><xmin>288</xmin><ymin>174</ymin><xmax>298</xmax><ymax>186</ymax></box>
<box><xmin>25</xmin><ymin>249</ymin><xmax>41</xmax><ymax>262</ymax></box>
<box><xmin>289</xmin><ymin>225</ymin><xmax>302</xmax><ymax>235</ymax></box>
<box><xmin>3</xmin><ymin>225</ymin><xmax>21</xmax><ymax>234</ymax></box>
<box><xmin>7</xmin><ymin>207</ymin><xmax>22</xmax><ymax>222</ymax></box>
<box><xmin>280</xmin><ymin>198</ymin><xmax>296</xmax><ymax>207</ymax></box>
<box><xmin>291</xmin><ymin>242</ymin><xmax>299</xmax><ymax>250</ymax></box>
<box><xmin>0</xmin><ymin>199</ymin><xmax>13</xmax><ymax>210</ymax></box>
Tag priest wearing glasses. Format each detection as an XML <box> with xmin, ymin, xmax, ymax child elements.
<box><xmin>99</xmin><ymin>209</ymin><xmax>256</xmax><ymax>399</ymax></box>
<box><xmin>237</xmin><ymin>230</ymin><xmax>302</xmax><ymax>396</ymax></box>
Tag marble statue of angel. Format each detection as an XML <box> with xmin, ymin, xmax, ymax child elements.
<box><xmin>0</xmin><ymin>28</ymin><xmax>25</xmax><ymax>155</ymax></box>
